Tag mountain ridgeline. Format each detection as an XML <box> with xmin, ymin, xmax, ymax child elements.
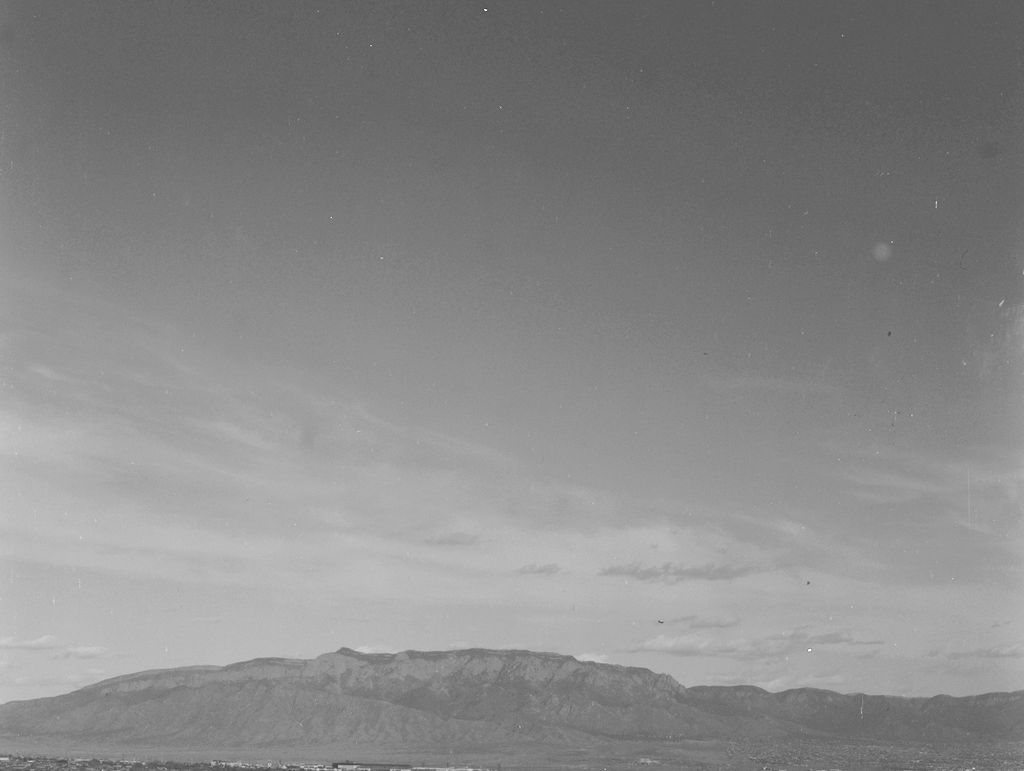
<box><xmin>0</xmin><ymin>648</ymin><xmax>1021</xmax><ymax>753</ymax></box>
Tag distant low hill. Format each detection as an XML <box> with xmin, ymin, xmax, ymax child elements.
<box><xmin>0</xmin><ymin>647</ymin><xmax>1021</xmax><ymax>757</ymax></box>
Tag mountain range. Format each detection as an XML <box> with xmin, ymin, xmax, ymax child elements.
<box><xmin>1</xmin><ymin>647</ymin><xmax>1021</xmax><ymax>760</ymax></box>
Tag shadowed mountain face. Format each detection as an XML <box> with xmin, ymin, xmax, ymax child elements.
<box><xmin>0</xmin><ymin>648</ymin><xmax>1021</xmax><ymax>752</ymax></box>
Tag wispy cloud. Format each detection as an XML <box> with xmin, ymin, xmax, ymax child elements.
<box><xmin>833</xmin><ymin>442</ymin><xmax>1023</xmax><ymax>529</ymax></box>
<box><xmin>947</xmin><ymin>644</ymin><xmax>1024</xmax><ymax>660</ymax></box>
<box><xmin>633</xmin><ymin>629</ymin><xmax>885</xmax><ymax>659</ymax></box>
<box><xmin>843</xmin><ymin>467</ymin><xmax>953</xmax><ymax>504</ymax></box>
<box><xmin>53</xmin><ymin>646</ymin><xmax>107</xmax><ymax>659</ymax></box>
<box><xmin>423</xmin><ymin>532</ymin><xmax>480</xmax><ymax>546</ymax></box>
<box><xmin>793</xmin><ymin>437</ymin><xmax>1024</xmax><ymax>586</ymax></box>
<box><xmin>0</xmin><ymin>635</ymin><xmax>59</xmax><ymax>650</ymax></box>
<box><xmin>517</xmin><ymin>562</ymin><xmax>561</xmax><ymax>575</ymax></box>
<box><xmin>667</xmin><ymin>614</ymin><xmax>740</xmax><ymax>629</ymax></box>
<box><xmin>806</xmin><ymin>631</ymin><xmax>885</xmax><ymax>646</ymax></box>
<box><xmin>3</xmin><ymin>290</ymin><xmax>798</xmax><ymax>617</ymax></box>
<box><xmin>1</xmin><ymin>313</ymin><xmax>647</xmax><ymax>560</ymax></box>
<box><xmin>600</xmin><ymin>562</ymin><xmax>755</xmax><ymax>583</ymax></box>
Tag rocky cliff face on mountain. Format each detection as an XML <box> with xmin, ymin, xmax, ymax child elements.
<box><xmin>0</xmin><ymin>647</ymin><xmax>1021</xmax><ymax>754</ymax></box>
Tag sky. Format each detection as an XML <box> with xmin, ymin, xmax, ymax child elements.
<box><xmin>1</xmin><ymin>0</ymin><xmax>1022</xmax><ymax>703</ymax></box>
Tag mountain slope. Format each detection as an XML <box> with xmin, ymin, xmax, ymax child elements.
<box><xmin>686</xmin><ymin>685</ymin><xmax>1024</xmax><ymax>742</ymax></box>
<box><xmin>0</xmin><ymin>647</ymin><xmax>1020</xmax><ymax>752</ymax></box>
